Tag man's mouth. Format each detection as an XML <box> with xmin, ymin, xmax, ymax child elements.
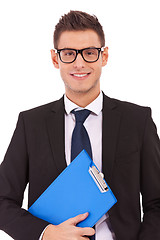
<box><xmin>70</xmin><ymin>73</ymin><xmax>91</xmax><ymax>79</ymax></box>
<box><xmin>72</xmin><ymin>73</ymin><xmax>88</xmax><ymax>77</ymax></box>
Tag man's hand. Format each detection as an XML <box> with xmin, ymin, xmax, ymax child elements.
<box><xmin>42</xmin><ymin>212</ymin><xmax>95</xmax><ymax>240</ymax></box>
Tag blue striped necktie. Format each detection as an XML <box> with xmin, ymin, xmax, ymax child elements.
<box><xmin>71</xmin><ymin>109</ymin><xmax>95</xmax><ymax>240</ymax></box>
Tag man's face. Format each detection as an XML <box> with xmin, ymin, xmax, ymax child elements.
<box><xmin>51</xmin><ymin>30</ymin><xmax>108</xmax><ymax>101</ymax></box>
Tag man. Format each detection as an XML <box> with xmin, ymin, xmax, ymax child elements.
<box><xmin>0</xmin><ymin>10</ymin><xmax>160</xmax><ymax>240</ymax></box>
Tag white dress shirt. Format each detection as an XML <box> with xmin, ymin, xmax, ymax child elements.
<box><xmin>64</xmin><ymin>91</ymin><xmax>114</xmax><ymax>240</ymax></box>
<box><xmin>39</xmin><ymin>91</ymin><xmax>114</xmax><ymax>240</ymax></box>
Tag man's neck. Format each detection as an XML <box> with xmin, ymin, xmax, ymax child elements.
<box><xmin>65</xmin><ymin>90</ymin><xmax>101</xmax><ymax>108</ymax></box>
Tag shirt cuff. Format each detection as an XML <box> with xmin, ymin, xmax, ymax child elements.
<box><xmin>39</xmin><ymin>224</ymin><xmax>52</xmax><ymax>240</ymax></box>
<box><xmin>96</xmin><ymin>213</ymin><xmax>109</xmax><ymax>227</ymax></box>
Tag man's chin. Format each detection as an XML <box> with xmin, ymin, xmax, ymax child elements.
<box><xmin>64</xmin><ymin>80</ymin><xmax>100</xmax><ymax>96</ymax></box>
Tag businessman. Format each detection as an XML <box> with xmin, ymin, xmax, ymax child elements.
<box><xmin>0</xmin><ymin>10</ymin><xmax>160</xmax><ymax>240</ymax></box>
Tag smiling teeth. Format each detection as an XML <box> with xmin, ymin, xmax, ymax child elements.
<box><xmin>73</xmin><ymin>74</ymin><xmax>88</xmax><ymax>77</ymax></box>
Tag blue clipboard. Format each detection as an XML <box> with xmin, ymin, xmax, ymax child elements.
<box><xmin>28</xmin><ymin>150</ymin><xmax>117</xmax><ymax>227</ymax></box>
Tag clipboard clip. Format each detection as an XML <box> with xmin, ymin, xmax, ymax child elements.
<box><xmin>89</xmin><ymin>166</ymin><xmax>108</xmax><ymax>193</ymax></box>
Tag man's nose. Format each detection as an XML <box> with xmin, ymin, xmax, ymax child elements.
<box><xmin>73</xmin><ymin>53</ymin><xmax>85</xmax><ymax>68</ymax></box>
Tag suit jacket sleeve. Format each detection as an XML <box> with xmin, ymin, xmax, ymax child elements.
<box><xmin>0</xmin><ymin>113</ymin><xmax>49</xmax><ymax>240</ymax></box>
<box><xmin>139</xmin><ymin>108</ymin><xmax>160</xmax><ymax>239</ymax></box>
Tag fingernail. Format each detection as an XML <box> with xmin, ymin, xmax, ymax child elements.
<box><xmin>84</xmin><ymin>212</ymin><xmax>89</xmax><ymax>216</ymax></box>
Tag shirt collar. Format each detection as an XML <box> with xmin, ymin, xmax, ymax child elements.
<box><xmin>64</xmin><ymin>91</ymin><xmax>103</xmax><ymax>116</ymax></box>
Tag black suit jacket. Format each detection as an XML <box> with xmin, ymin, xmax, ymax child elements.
<box><xmin>0</xmin><ymin>94</ymin><xmax>160</xmax><ymax>240</ymax></box>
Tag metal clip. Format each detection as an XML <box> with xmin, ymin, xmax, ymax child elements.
<box><xmin>89</xmin><ymin>166</ymin><xmax>108</xmax><ymax>193</ymax></box>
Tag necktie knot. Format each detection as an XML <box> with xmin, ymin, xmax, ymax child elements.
<box><xmin>72</xmin><ymin>109</ymin><xmax>91</xmax><ymax>124</ymax></box>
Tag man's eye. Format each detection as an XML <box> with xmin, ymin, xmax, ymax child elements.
<box><xmin>64</xmin><ymin>51</ymin><xmax>75</xmax><ymax>56</ymax></box>
<box><xmin>85</xmin><ymin>50</ymin><xmax>96</xmax><ymax>55</ymax></box>
<box><xmin>86</xmin><ymin>51</ymin><xmax>94</xmax><ymax>55</ymax></box>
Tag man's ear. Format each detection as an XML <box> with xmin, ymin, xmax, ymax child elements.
<box><xmin>102</xmin><ymin>47</ymin><xmax>109</xmax><ymax>67</ymax></box>
<box><xmin>50</xmin><ymin>49</ymin><xmax>59</xmax><ymax>69</ymax></box>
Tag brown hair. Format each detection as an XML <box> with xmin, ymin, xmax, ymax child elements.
<box><xmin>53</xmin><ymin>10</ymin><xmax>105</xmax><ymax>49</ymax></box>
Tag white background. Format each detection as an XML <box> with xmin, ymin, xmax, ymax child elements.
<box><xmin>0</xmin><ymin>0</ymin><xmax>160</xmax><ymax>239</ymax></box>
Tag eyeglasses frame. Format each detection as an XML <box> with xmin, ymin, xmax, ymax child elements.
<box><xmin>55</xmin><ymin>47</ymin><xmax>104</xmax><ymax>63</ymax></box>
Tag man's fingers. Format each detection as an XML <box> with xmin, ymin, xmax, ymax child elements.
<box><xmin>67</xmin><ymin>212</ymin><xmax>89</xmax><ymax>225</ymax></box>
<box><xmin>62</xmin><ymin>213</ymin><xmax>95</xmax><ymax>238</ymax></box>
<box><xmin>81</xmin><ymin>227</ymin><xmax>95</xmax><ymax>237</ymax></box>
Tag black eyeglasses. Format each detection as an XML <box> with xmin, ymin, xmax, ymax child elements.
<box><xmin>56</xmin><ymin>47</ymin><xmax>104</xmax><ymax>63</ymax></box>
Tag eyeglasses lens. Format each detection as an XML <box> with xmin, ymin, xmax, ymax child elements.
<box><xmin>60</xmin><ymin>49</ymin><xmax>76</xmax><ymax>63</ymax></box>
<box><xmin>83</xmin><ymin>48</ymin><xmax>99</xmax><ymax>62</ymax></box>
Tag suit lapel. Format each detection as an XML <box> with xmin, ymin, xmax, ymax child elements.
<box><xmin>46</xmin><ymin>96</ymin><xmax>67</xmax><ymax>174</ymax></box>
<box><xmin>102</xmin><ymin>94</ymin><xmax>121</xmax><ymax>186</ymax></box>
